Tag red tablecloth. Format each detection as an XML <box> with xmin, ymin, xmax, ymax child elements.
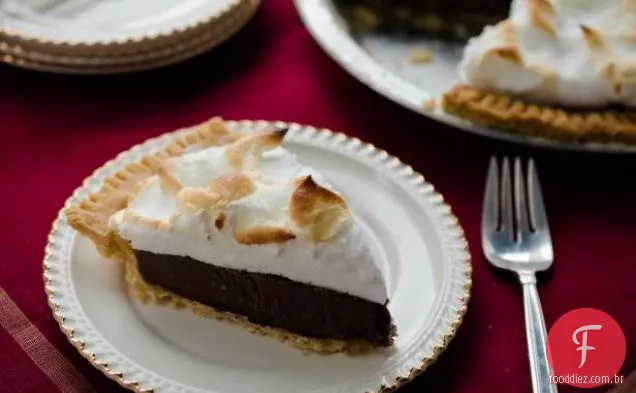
<box><xmin>1</xmin><ymin>1</ymin><xmax>634</xmax><ymax>392</ymax></box>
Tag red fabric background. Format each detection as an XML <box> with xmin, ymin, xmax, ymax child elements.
<box><xmin>0</xmin><ymin>1</ymin><xmax>634</xmax><ymax>392</ymax></box>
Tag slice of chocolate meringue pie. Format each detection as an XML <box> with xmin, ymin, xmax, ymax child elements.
<box><xmin>443</xmin><ymin>0</ymin><xmax>636</xmax><ymax>142</ymax></box>
<box><xmin>66</xmin><ymin>118</ymin><xmax>395</xmax><ymax>353</ymax></box>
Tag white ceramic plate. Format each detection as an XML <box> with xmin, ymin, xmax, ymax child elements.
<box><xmin>44</xmin><ymin>120</ymin><xmax>471</xmax><ymax>393</ymax></box>
<box><xmin>295</xmin><ymin>0</ymin><xmax>636</xmax><ymax>153</ymax></box>
<box><xmin>0</xmin><ymin>0</ymin><xmax>239</xmax><ymax>44</ymax></box>
<box><xmin>0</xmin><ymin>2</ymin><xmax>258</xmax><ymax>75</ymax></box>
<box><xmin>0</xmin><ymin>0</ymin><xmax>259</xmax><ymax>74</ymax></box>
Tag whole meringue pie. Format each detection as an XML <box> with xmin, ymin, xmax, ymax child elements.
<box><xmin>443</xmin><ymin>0</ymin><xmax>636</xmax><ymax>142</ymax></box>
<box><xmin>66</xmin><ymin>117</ymin><xmax>395</xmax><ymax>353</ymax></box>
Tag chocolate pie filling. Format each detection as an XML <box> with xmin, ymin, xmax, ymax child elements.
<box><xmin>135</xmin><ymin>250</ymin><xmax>395</xmax><ymax>346</ymax></box>
<box><xmin>341</xmin><ymin>0</ymin><xmax>509</xmax><ymax>14</ymax></box>
<box><xmin>337</xmin><ymin>0</ymin><xmax>508</xmax><ymax>36</ymax></box>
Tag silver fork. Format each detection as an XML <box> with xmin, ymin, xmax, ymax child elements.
<box><xmin>482</xmin><ymin>157</ymin><xmax>557</xmax><ymax>393</ymax></box>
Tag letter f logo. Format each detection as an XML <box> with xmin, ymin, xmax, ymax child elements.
<box><xmin>573</xmin><ymin>325</ymin><xmax>602</xmax><ymax>368</ymax></box>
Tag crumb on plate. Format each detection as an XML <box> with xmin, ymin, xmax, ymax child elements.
<box><xmin>422</xmin><ymin>97</ymin><xmax>437</xmax><ymax>111</ymax></box>
<box><xmin>409</xmin><ymin>49</ymin><xmax>433</xmax><ymax>64</ymax></box>
<box><xmin>352</xmin><ymin>6</ymin><xmax>380</xmax><ymax>29</ymax></box>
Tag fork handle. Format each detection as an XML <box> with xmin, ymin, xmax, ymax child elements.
<box><xmin>520</xmin><ymin>272</ymin><xmax>558</xmax><ymax>393</ymax></box>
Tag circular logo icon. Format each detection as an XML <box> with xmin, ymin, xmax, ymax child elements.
<box><xmin>547</xmin><ymin>308</ymin><xmax>626</xmax><ymax>388</ymax></box>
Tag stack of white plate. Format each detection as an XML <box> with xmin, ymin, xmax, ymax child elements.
<box><xmin>0</xmin><ymin>0</ymin><xmax>260</xmax><ymax>74</ymax></box>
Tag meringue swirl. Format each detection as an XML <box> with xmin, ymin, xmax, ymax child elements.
<box><xmin>109</xmin><ymin>130</ymin><xmax>388</xmax><ymax>303</ymax></box>
<box><xmin>459</xmin><ymin>0</ymin><xmax>636</xmax><ymax>107</ymax></box>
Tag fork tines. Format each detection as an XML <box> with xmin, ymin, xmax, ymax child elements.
<box><xmin>483</xmin><ymin>157</ymin><xmax>549</xmax><ymax>242</ymax></box>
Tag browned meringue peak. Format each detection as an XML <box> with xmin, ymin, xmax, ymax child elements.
<box><xmin>234</xmin><ymin>226</ymin><xmax>297</xmax><ymax>245</ymax></box>
<box><xmin>224</xmin><ymin>128</ymin><xmax>288</xmax><ymax>170</ymax></box>
<box><xmin>484</xmin><ymin>46</ymin><xmax>524</xmax><ymax>65</ymax></box>
<box><xmin>623</xmin><ymin>0</ymin><xmax>636</xmax><ymax>11</ymax></box>
<box><xmin>209</xmin><ymin>173</ymin><xmax>256</xmax><ymax>202</ymax></box>
<box><xmin>602</xmin><ymin>62</ymin><xmax>623</xmax><ymax>96</ymax></box>
<box><xmin>157</xmin><ymin>159</ymin><xmax>183</xmax><ymax>195</ymax></box>
<box><xmin>500</xmin><ymin>20</ymin><xmax>517</xmax><ymax>45</ymax></box>
<box><xmin>580</xmin><ymin>25</ymin><xmax>607</xmax><ymax>52</ymax></box>
<box><xmin>176</xmin><ymin>188</ymin><xmax>222</xmax><ymax>214</ymax></box>
<box><xmin>176</xmin><ymin>173</ymin><xmax>256</xmax><ymax>213</ymax></box>
<box><xmin>529</xmin><ymin>0</ymin><xmax>556</xmax><ymax>37</ymax></box>
<box><xmin>122</xmin><ymin>209</ymin><xmax>171</xmax><ymax>230</ymax></box>
<box><xmin>289</xmin><ymin>176</ymin><xmax>351</xmax><ymax>242</ymax></box>
<box><xmin>478</xmin><ymin>22</ymin><xmax>523</xmax><ymax>66</ymax></box>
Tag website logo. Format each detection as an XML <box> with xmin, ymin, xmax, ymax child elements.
<box><xmin>573</xmin><ymin>324</ymin><xmax>602</xmax><ymax>368</ymax></box>
<box><xmin>547</xmin><ymin>308</ymin><xmax>626</xmax><ymax>388</ymax></box>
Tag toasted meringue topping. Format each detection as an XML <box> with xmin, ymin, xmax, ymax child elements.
<box><xmin>580</xmin><ymin>25</ymin><xmax>605</xmax><ymax>52</ymax></box>
<box><xmin>290</xmin><ymin>176</ymin><xmax>351</xmax><ymax>242</ymax></box>
<box><xmin>109</xmin><ymin>131</ymin><xmax>388</xmax><ymax>304</ymax></box>
<box><xmin>209</xmin><ymin>173</ymin><xmax>256</xmax><ymax>202</ymax></box>
<box><xmin>224</xmin><ymin>129</ymin><xmax>287</xmax><ymax>170</ymax></box>
<box><xmin>176</xmin><ymin>187</ymin><xmax>222</xmax><ymax>213</ymax></box>
<box><xmin>234</xmin><ymin>226</ymin><xmax>297</xmax><ymax>245</ymax></box>
<box><xmin>158</xmin><ymin>161</ymin><xmax>183</xmax><ymax>195</ymax></box>
<box><xmin>500</xmin><ymin>21</ymin><xmax>517</xmax><ymax>44</ymax></box>
<box><xmin>459</xmin><ymin>0</ymin><xmax>636</xmax><ymax>107</ymax></box>
<box><xmin>529</xmin><ymin>0</ymin><xmax>556</xmax><ymax>37</ymax></box>
<box><xmin>624</xmin><ymin>0</ymin><xmax>636</xmax><ymax>9</ymax></box>
<box><xmin>602</xmin><ymin>61</ymin><xmax>623</xmax><ymax>96</ymax></box>
<box><xmin>485</xmin><ymin>46</ymin><xmax>524</xmax><ymax>65</ymax></box>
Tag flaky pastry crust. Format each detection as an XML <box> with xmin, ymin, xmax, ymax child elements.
<box><xmin>442</xmin><ymin>85</ymin><xmax>636</xmax><ymax>142</ymax></box>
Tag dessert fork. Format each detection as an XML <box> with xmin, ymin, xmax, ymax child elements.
<box><xmin>482</xmin><ymin>157</ymin><xmax>557</xmax><ymax>393</ymax></box>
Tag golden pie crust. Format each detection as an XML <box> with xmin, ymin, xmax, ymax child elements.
<box><xmin>442</xmin><ymin>85</ymin><xmax>636</xmax><ymax>143</ymax></box>
<box><xmin>65</xmin><ymin>117</ymin><xmax>381</xmax><ymax>354</ymax></box>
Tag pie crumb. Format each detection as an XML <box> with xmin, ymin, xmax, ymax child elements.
<box><xmin>351</xmin><ymin>6</ymin><xmax>380</xmax><ymax>29</ymax></box>
<box><xmin>422</xmin><ymin>97</ymin><xmax>437</xmax><ymax>111</ymax></box>
<box><xmin>409</xmin><ymin>49</ymin><xmax>433</xmax><ymax>64</ymax></box>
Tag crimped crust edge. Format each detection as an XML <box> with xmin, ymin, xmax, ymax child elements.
<box><xmin>442</xmin><ymin>85</ymin><xmax>636</xmax><ymax>143</ymax></box>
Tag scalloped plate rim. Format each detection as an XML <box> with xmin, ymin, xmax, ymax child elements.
<box><xmin>0</xmin><ymin>0</ymin><xmax>260</xmax><ymax>57</ymax></box>
<box><xmin>0</xmin><ymin>0</ymin><xmax>259</xmax><ymax>74</ymax></box>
